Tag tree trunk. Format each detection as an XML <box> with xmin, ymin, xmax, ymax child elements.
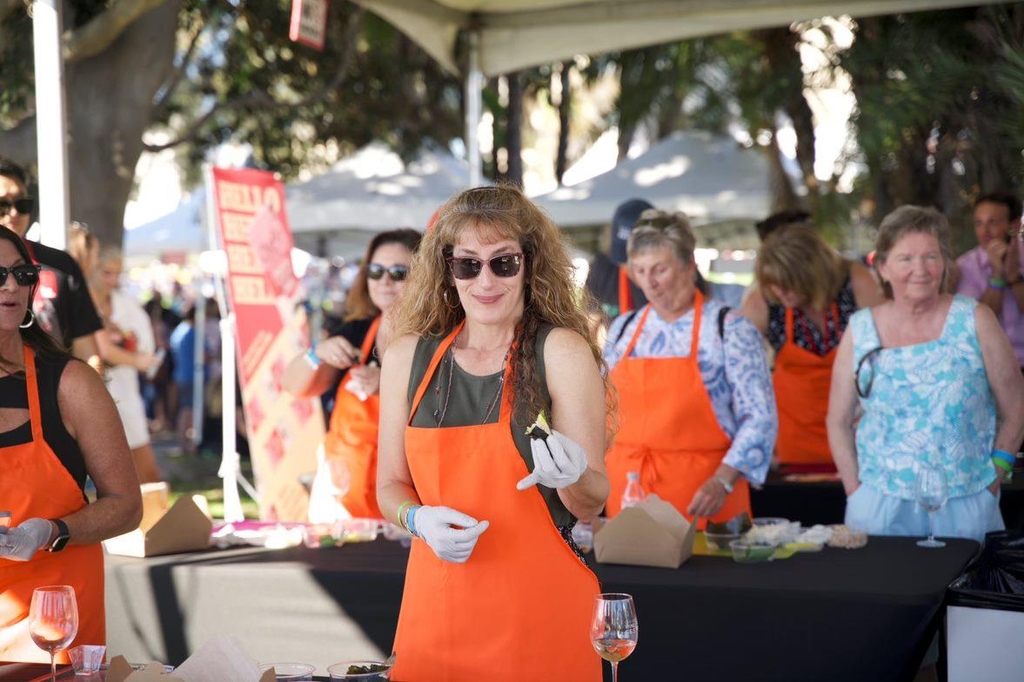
<box><xmin>555</xmin><ymin>62</ymin><xmax>571</xmax><ymax>185</ymax></box>
<box><xmin>767</xmin><ymin>125</ymin><xmax>800</xmax><ymax>213</ymax></box>
<box><xmin>505</xmin><ymin>70</ymin><xmax>523</xmax><ymax>188</ymax></box>
<box><xmin>66</xmin><ymin>0</ymin><xmax>180</xmax><ymax>246</ymax></box>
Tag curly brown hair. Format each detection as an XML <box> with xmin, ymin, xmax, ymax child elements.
<box><xmin>388</xmin><ymin>185</ymin><xmax>613</xmax><ymax>435</ymax></box>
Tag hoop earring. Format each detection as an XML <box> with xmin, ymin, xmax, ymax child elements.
<box><xmin>19</xmin><ymin>309</ymin><xmax>35</xmax><ymax>329</ymax></box>
<box><xmin>443</xmin><ymin>288</ymin><xmax>460</xmax><ymax>310</ymax></box>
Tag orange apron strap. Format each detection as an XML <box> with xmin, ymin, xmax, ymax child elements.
<box><xmin>23</xmin><ymin>346</ymin><xmax>43</xmax><ymax>442</ymax></box>
<box><xmin>784</xmin><ymin>306</ymin><xmax>795</xmax><ymax>343</ymax></box>
<box><xmin>360</xmin><ymin>316</ymin><xmax>382</xmax><ymax>364</ymax></box>
<box><xmin>688</xmin><ymin>290</ymin><xmax>704</xmax><ymax>367</ymax></box>
<box><xmin>407</xmin><ymin>323</ymin><xmax>463</xmax><ymax>421</ymax></box>
<box><xmin>618</xmin><ymin>266</ymin><xmax>632</xmax><ymax>313</ymax></box>
<box><xmin>621</xmin><ymin>305</ymin><xmax>650</xmax><ymax>359</ymax></box>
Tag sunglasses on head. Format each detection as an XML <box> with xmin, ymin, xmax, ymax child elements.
<box><xmin>0</xmin><ymin>263</ymin><xmax>41</xmax><ymax>287</ymax></box>
<box><xmin>447</xmin><ymin>253</ymin><xmax>523</xmax><ymax>280</ymax></box>
<box><xmin>0</xmin><ymin>198</ymin><xmax>34</xmax><ymax>217</ymax></box>
<box><xmin>367</xmin><ymin>263</ymin><xmax>409</xmax><ymax>282</ymax></box>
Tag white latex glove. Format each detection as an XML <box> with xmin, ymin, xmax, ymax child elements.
<box><xmin>0</xmin><ymin>518</ymin><xmax>52</xmax><ymax>561</ymax></box>
<box><xmin>414</xmin><ymin>506</ymin><xmax>489</xmax><ymax>563</ymax></box>
<box><xmin>517</xmin><ymin>429</ymin><xmax>588</xmax><ymax>491</ymax></box>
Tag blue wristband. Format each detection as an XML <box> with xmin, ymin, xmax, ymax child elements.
<box><xmin>406</xmin><ymin>505</ymin><xmax>422</xmax><ymax>538</ymax></box>
<box><xmin>304</xmin><ymin>349</ymin><xmax>321</xmax><ymax>369</ymax></box>
<box><xmin>992</xmin><ymin>449</ymin><xmax>1015</xmax><ymax>465</ymax></box>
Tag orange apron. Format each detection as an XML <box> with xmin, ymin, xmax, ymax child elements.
<box><xmin>772</xmin><ymin>306</ymin><xmax>838</xmax><ymax>468</ymax></box>
<box><xmin>391</xmin><ymin>325</ymin><xmax>602</xmax><ymax>682</ymax></box>
<box><xmin>617</xmin><ymin>267</ymin><xmax>633</xmax><ymax>313</ymax></box>
<box><xmin>323</xmin><ymin>316</ymin><xmax>383</xmax><ymax>519</ymax></box>
<box><xmin>605</xmin><ymin>292</ymin><xmax>750</xmax><ymax>525</ymax></box>
<box><xmin>0</xmin><ymin>347</ymin><xmax>105</xmax><ymax>662</ymax></box>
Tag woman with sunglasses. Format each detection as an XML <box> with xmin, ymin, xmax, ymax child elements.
<box><xmin>377</xmin><ymin>186</ymin><xmax>610</xmax><ymax>682</ymax></box>
<box><xmin>826</xmin><ymin>206</ymin><xmax>1024</xmax><ymax>542</ymax></box>
<box><xmin>603</xmin><ymin>210</ymin><xmax>776</xmax><ymax>523</ymax></box>
<box><xmin>0</xmin><ymin>226</ymin><xmax>142</xmax><ymax>661</ymax></box>
<box><xmin>284</xmin><ymin>228</ymin><xmax>421</xmax><ymax>520</ymax></box>
<box><xmin>742</xmin><ymin>223</ymin><xmax>883</xmax><ymax>472</ymax></box>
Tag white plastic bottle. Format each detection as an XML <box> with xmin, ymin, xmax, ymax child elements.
<box><xmin>621</xmin><ymin>471</ymin><xmax>646</xmax><ymax>509</ymax></box>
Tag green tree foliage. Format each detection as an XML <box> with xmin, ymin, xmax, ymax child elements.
<box><xmin>0</xmin><ymin>0</ymin><xmax>463</xmax><ymax>245</ymax></box>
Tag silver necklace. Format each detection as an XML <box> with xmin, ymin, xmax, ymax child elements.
<box><xmin>433</xmin><ymin>337</ymin><xmax>511</xmax><ymax>426</ymax></box>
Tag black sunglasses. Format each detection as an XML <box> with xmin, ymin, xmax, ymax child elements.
<box><xmin>0</xmin><ymin>198</ymin><xmax>34</xmax><ymax>217</ymax></box>
<box><xmin>0</xmin><ymin>263</ymin><xmax>41</xmax><ymax>287</ymax></box>
<box><xmin>367</xmin><ymin>263</ymin><xmax>409</xmax><ymax>282</ymax></box>
<box><xmin>855</xmin><ymin>346</ymin><xmax>884</xmax><ymax>399</ymax></box>
<box><xmin>447</xmin><ymin>253</ymin><xmax>523</xmax><ymax>280</ymax></box>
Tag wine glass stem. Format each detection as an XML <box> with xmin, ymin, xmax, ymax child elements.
<box><xmin>610</xmin><ymin>660</ymin><xmax>619</xmax><ymax>682</ymax></box>
<box><xmin>49</xmin><ymin>651</ymin><xmax>56</xmax><ymax>682</ymax></box>
<box><xmin>927</xmin><ymin>510</ymin><xmax>936</xmax><ymax>543</ymax></box>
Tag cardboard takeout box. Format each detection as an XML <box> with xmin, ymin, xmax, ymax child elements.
<box><xmin>594</xmin><ymin>494</ymin><xmax>694</xmax><ymax>568</ymax></box>
<box><xmin>103</xmin><ymin>483</ymin><xmax>212</xmax><ymax>558</ymax></box>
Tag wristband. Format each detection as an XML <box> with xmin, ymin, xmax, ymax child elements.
<box><xmin>993</xmin><ymin>457</ymin><xmax>1013</xmax><ymax>473</ymax></box>
<box><xmin>992</xmin><ymin>449</ymin><xmax>1015</xmax><ymax>466</ymax></box>
<box><xmin>304</xmin><ymin>349</ymin><xmax>321</xmax><ymax>369</ymax></box>
<box><xmin>988</xmin><ymin>277</ymin><xmax>1007</xmax><ymax>290</ymax></box>
<box><xmin>406</xmin><ymin>505</ymin><xmax>422</xmax><ymax>539</ymax></box>
<box><xmin>396</xmin><ymin>501</ymin><xmax>415</xmax><ymax>530</ymax></box>
<box><xmin>715</xmin><ymin>476</ymin><xmax>735</xmax><ymax>494</ymax></box>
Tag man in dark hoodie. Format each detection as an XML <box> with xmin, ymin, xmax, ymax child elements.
<box><xmin>584</xmin><ymin>198</ymin><xmax>653</xmax><ymax>321</ymax></box>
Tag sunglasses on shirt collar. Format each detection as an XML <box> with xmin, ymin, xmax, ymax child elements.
<box><xmin>366</xmin><ymin>263</ymin><xmax>409</xmax><ymax>281</ymax></box>
<box><xmin>0</xmin><ymin>263</ymin><xmax>41</xmax><ymax>287</ymax></box>
<box><xmin>446</xmin><ymin>253</ymin><xmax>524</xmax><ymax>280</ymax></box>
<box><xmin>0</xmin><ymin>198</ymin><xmax>34</xmax><ymax>217</ymax></box>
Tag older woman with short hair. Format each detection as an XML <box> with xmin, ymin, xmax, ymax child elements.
<box><xmin>826</xmin><ymin>206</ymin><xmax>1024</xmax><ymax>542</ymax></box>
<box><xmin>604</xmin><ymin>209</ymin><xmax>776</xmax><ymax>523</ymax></box>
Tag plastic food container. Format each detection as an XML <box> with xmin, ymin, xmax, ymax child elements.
<box><xmin>729</xmin><ymin>539</ymin><xmax>777</xmax><ymax>563</ymax></box>
<box><xmin>339</xmin><ymin>518</ymin><xmax>380</xmax><ymax>543</ymax></box>
<box><xmin>327</xmin><ymin>660</ymin><xmax>393</xmax><ymax>680</ymax></box>
<box><xmin>704</xmin><ymin>531</ymin><xmax>740</xmax><ymax>551</ymax></box>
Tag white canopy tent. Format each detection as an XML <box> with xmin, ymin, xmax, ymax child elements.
<box><xmin>535</xmin><ymin>130</ymin><xmax>775</xmax><ymax>250</ymax></box>
<box><xmin>285</xmin><ymin>141</ymin><xmax>478</xmax><ymax>259</ymax></box>
<box><xmin>354</xmin><ymin>0</ymin><xmax>1002</xmax><ymax>77</ymax></box>
<box><xmin>353</xmin><ymin>0</ymin><xmax>1005</xmax><ymax>186</ymax></box>
<box><xmin>123</xmin><ymin>190</ymin><xmax>207</xmax><ymax>262</ymax></box>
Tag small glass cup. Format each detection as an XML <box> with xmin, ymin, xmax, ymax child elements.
<box><xmin>69</xmin><ymin>645</ymin><xmax>105</xmax><ymax>676</ymax></box>
<box><xmin>259</xmin><ymin>662</ymin><xmax>316</xmax><ymax>681</ymax></box>
<box><xmin>326</xmin><ymin>660</ymin><xmax>392</xmax><ymax>680</ymax></box>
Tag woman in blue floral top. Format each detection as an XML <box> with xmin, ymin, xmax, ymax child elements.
<box><xmin>826</xmin><ymin>206</ymin><xmax>1024</xmax><ymax>542</ymax></box>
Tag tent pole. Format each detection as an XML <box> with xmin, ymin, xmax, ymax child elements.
<box><xmin>465</xmin><ymin>29</ymin><xmax>483</xmax><ymax>187</ymax></box>
<box><xmin>32</xmin><ymin>0</ymin><xmax>70</xmax><ymax>249</ymax></box>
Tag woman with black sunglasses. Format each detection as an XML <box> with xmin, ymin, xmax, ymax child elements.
<box><xmin>283</xmin><ymin>228</ymin><xmax>421</xmax><ymax>521</ymax></box>
<box><xmin>0</xmin><ymin>226</ymin><xmax>142</xmax><ymax>661</ymax></box>
<box><xmin>377</xmin><ymin>186</ymin><xmax>611</xmax><ymax>682</ymax></box>
<box><xmin>826</xmin><ymin>206</ymin><xmax>1024</xmax><ymax>542</ymax></box>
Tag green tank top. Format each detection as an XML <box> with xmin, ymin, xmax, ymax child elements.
<box><xmin>407</xmin><ymin>324</ymin><xmax>573</xmax><ymax>527</ymax></box>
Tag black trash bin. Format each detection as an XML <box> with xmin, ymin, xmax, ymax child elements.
<box><xmin>946</xmin><ymin>530</ymin><xmax>1024</xmax><ymax>682</ymax></box>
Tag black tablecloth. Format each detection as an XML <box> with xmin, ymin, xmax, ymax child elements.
<box><xmin>105</xmin><ymin>535</ymin><xmax>977</xmax><ymax>682</ymax></box>
<box><xmin>751</xmin><ymin>474</ymin><xmax>1024</xmax><ymax>528</ymax></box>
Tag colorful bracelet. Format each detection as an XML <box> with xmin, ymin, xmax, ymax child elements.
<box><xmin>993</xmin><ymin>457</ymin><xmax>1013</xmax><ymax>473</ymax></box>
<box><xmin>406</xmin><ymin>505</ymin><xmax>422</xmax><ymax>538</ymax></box>
<box><xmin>988</xmin><ymin>277</ymin><xmax>1007</xmax><ymax>290</ymax></box>
<box><xmin>396</xmin><ymin>501</ymin><xmax>415</xmax><ymax>530</ymax></box>
<box><xmin>992</xmin><ymin>449</ymin><xmax>1015</xmax><ymax>465</ymax></box>
<box><xmin>304</xmin><ymin>349</ymin><xmax>321</xmax><ymax>369</ymax></box>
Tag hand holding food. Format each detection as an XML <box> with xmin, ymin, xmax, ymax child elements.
<box><xmin>518</xmin><ymin>419</ymin><xmax>589</xmax><ymax>490</ymax></box>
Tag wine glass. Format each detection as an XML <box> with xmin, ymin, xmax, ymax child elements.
<box><xmin>29</xmin><ymin>585</ymin><xmax>79</xmax><ymax>682</ymax></box>
<box><xmin>590</xmin><ymin>593</ymin><xmax>638</xmax><ymax>682</ymax></box>
<box><xmin>915</xmin><ymin>463</ymin><xmax>949</xmax><ymax>548</ymax></box>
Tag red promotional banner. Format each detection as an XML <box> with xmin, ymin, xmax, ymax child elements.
<box><xmin>210</xmin><ymin>167</ymin><xmax>323</xmax><ymax>521</ymax></box>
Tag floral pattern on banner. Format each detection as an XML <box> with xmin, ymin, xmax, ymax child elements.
<box><xmin>604</xmin><ymin>299</ymin><xmax>776</xmax><ymax>485</ymax></box>
<box><xmin>851</xmin><ymin>295</ymin><xmax>997</xmax><ymax>500</ymax></box>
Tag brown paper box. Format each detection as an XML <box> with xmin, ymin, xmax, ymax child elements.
<box><xmin>593</xmin><ymin>494</ymin><xmax>694</xmax><ymax>568</ymax></box>
<box><xmin>103</xmin><ymin>494</ymin><xmax>213</xmax><ymax>558</ymax></box>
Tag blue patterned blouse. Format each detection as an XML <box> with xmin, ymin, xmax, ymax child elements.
<box><xmin>604</xmin><ymin>299</ymin><xmax>776</xmax><ymax>485</ymax></box>
<box><xmin>850</xmin><ymin>296</ymin><xmax>998</xmax><ymax>500</ymax></box>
